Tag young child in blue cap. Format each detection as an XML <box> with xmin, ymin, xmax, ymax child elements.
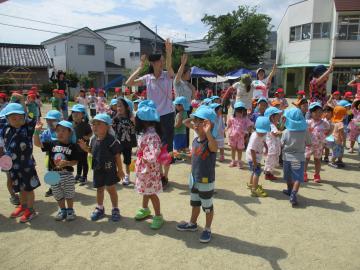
<box><xmin>133</xmin><ymin>100</ymin><xmax>164</xmax><ymax>229</ymax></box>
<box><xmin>177</xmin><ymin>105</ymin><xmax>218</xmax><ymax>243</ymax></box>
<box><xmin>246</xmin><ymin>116</ymin><xmax>271</xmax><ymax>197</ymax></box>
<box><xmin>0</xmin><ymin>95</ymin><xmax>41</xmax><ymax>222</ymax></box>
<box><xmin>34</xmin><ymin>120</ymin><xmax>80</xmax><ymax>221</ymax></box>
<box><xmin>281</xmin><ymin>108</ymin><xmax>312</xmax><ymax>206</ymax></box>
<box><xmin>78</xmin><ymin>113</ymin><xmax>125</xmax><ymax>222</ymax></box>
<box><xmin>41</xmin><ymin>109</ymin><xmax>63</xmax><ymax>197</ymax></box>
<box><xmin>173</xmin><ymin>96</ymin><xmax>189</xmax><ymax>154</ymax></box>
<box><xmin>70</xmin><ymin>104</ymin><xmax>92</xmax><ymax>185</ymax></box>
<box><xmin>112</xmin><ymin>97</ymin><xmax>136</xmax><ymax>186</ymax></box>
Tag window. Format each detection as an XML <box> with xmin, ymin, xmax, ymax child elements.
<box><xmin>302</xmin><ymin>23</ymin><xmax>311</xmax><ymax>40</ymax></box>
<box><xmin>78</xmin><ymin>44</ymin><xmax>95</xmax><ymax>55</ymax></box>
<box><xmin>338</xmin><ymin>15</ymin><xmax>360</xmax><ymax>40</ymax></box>
<box><xmin>134</xmin><ymin>52</ymin><xmax>140</xmax><ymax>57</ymax></box>
<box><xmin>120</xmin><ymin>58</ymin><xmax>125</xmax><ymax>67</ymax></box>
<box><xmin>313</xmin><ymin>22</ymin><xmax>331</xmax><ymax>39</ymax></box>
<box><xmin>289</xmin><ymin>25</ymin><xmax>303</xmax><ymax>41</ymax></box>
<box><xmin>129</xmin><ymin>52</ymin><xmax>134</xmax><ymax>57</ymax></box>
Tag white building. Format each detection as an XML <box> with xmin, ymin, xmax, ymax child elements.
<box><xmin>95</xmin><ymin>21</ymin><xmax>165</xmax><ymax>71</ymax></box>
<box><xmin>42</xmin><ymin>27</ymin><xmax>123</xmax><ymax>88</ymax></box>
<box><xmin>277</xmin><ymin>0</ymin><xmax>360</xmax><ymax>95</ymax></box>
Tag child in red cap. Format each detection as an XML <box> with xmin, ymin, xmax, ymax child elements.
<box><xmin>327</xmin><ymin>91</ymin><xmax>341</xmax><ymax>108</ymax></box>
<box><xmin>273</xmin><ymin>88</ymin><xmax>288</xmax><ymax>110</ymax></box>
<box><xmin>96</xmin><ymin>89</ymin><xmax>107</xmax><ymax>114</ymax></box>
<box><xmin>26</xmin><ymin>91</ymin><xmax>40</xmax><ymax>120</ymax></box>
<box><xmin>347</xmin><ymin>72</ymin><xmax>360</xmax><ymax>99</ymax></box>
<box><xmin>292</xmin><ymin>90</ymin><xmax>306</xmax><ymax>106</ymax></box>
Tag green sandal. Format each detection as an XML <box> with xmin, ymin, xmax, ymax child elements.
<box><xmin>150</xmin><ymin>215</ymin><xmax>164</xmax><ymax>230</ymax></box>
<box><xmin>135</xmin><ymin>208</ymin><xmax>151</xmax><ymax>220</ymax></box>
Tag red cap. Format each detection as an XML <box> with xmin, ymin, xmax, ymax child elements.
<box><xmin>344</xmin><ymin>91</ymin><xmax>353</xmax><ymax>98</ymax></box>
<box><xmin>115</xmin><ymin>87</ymin><xmax>121</xmax><ymax>93</ymax></box>
<box><xmin>53</xmin><ymin>89</ymin><xmax>58</xmax><ymax>93</ymax></box>
<box><xmin>90</xmin><ymin>88</ymin><xmax>96</xmax><ymax>93</ymax></box>
<box><xmin>12</xmin><ymin>90</ymin><xmax>22</xmax><ymax>94</ymax></box>
<box><xmin>27</xmin><ymin>90</ymin><xmax>36</xmax><ymax>96</ymax></box>
<box><xmin>58</xmin><ymin>90</ymin><xmax>65</xmax><ymax>95</ymax></box>
<box><xmin>333</xmin><ymin>91</ymin><xmax>340</xmax><ymax>95</ymax></box>
<box><xmin>276</xmin><ymin>88</ymin><xmax>284</xmax><ymax>93</ymax></box>
<box><xmin>0</xmin><ymin>93</ymin><xmax>7</xmax><ymax>99</ymax></box>
<box><xmin>297</xmin><ymin>90</ymin><xmax>305</xmax><ymax>95</ymax></box>
<box><xmin>98</xmin><ymin>89</ymin><xmax>105</xmax><ymax>94</ymax></box>
<box><xmin>125</xmin><ymin>87</ymin><xmax>130</xmax><ymax>94</ymax></box>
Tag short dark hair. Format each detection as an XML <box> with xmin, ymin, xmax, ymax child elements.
<box><xmin>135</xmin><ymin>115</ymin><xmax>162</xmax><ymax>137</ymax></box>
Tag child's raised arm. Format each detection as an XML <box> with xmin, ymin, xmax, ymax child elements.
<box><xmin>183</xmin><ymin>118</ymin><xmax>194</xmax><ymax>130</ymax></box>
<box><xmin>174</xmin><ymin>112</ymin><xmax>183</xmax><ymax>128</ymax></box>
<box><xmin>33</xmin><ymin>122</ymin><xmax>44</xmax><ymax>148</ymax></box>
<box><xmin>204</xmin><ymin>120</ymin><xmax>218</xmax><ymax>153</ymax></box>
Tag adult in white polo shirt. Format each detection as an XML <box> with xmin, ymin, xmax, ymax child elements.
<box><xmin>126</xmin><ymin>38</ymin><xmax>175</xmax><ymax>187</ymax></box>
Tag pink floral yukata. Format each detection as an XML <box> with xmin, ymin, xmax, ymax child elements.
<box><xmin>96</xmin><ymin>97</ymin><xmax>107</xmax><ymax>114</ymax></box>
<box><xmin>264</xmin><ymin>124</ymin><xmax>281</xmax><ymax>173</ymax></box>
<box><xmin>348</xmin><ymin>108</ymin><xmax>360</xmax><ymax>141</ymax></box>
<box><xmin>227</xmin><ymin>116</ymin><xmax>253</xmax><ymax>150</ymax></box>
<box><xmin>305</xmin><ymin>119</ymin><xmax>330</xmax><ymax>159</ymax></box>
<box><xmin>135</xmin><ymin>127</ymin><xmax>162</xmax><ymax>195</ymax></box>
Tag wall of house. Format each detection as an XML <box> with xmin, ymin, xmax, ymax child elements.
<box><xmin>65</xmin><ymin>30</ymin><xmax>106</xmax><ymax>75</ymax></box>
<box><xmin>96</xmin><ymin>25</ymin><xmax>141</xmax><ymax>71</ymax></box>
<box><xmin>105</xmin><ymin>47</ymin><xmax>115</xmax><ymax>62</ymax></box>
<box><xmin>44</xmin><ymin>40</ymin><xmax>67</xmax><ymax>71</ymax></box>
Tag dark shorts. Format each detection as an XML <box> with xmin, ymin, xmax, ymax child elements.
<box><xmin>120</xmin><ymin>146</ymin><xmax>132</xmax><ymax>165</ymax></box>
<box><xmin>283</xmin><ymin>160</ymin><xmax>305</xmax><ymax>183</ymax></box>
<box><xmin>332</xmin><ymin>143</ymin><xmax>344</xmax><ymax>158</ymax></box>
<box><xmin>160</xmin><ymin>112</ymin><xmax>175</xmax><ymax>153</ymax></box>
<box><xmin>9</xmin><ymin>167</ymin><xmax>41</xmax><ymax>193</ymax></box>
<box><xmin>248</xmin><ymin>161</ymin><xmax>262</xmax><ymax>177</ymax></box>
<box><xmin>93</xmin><ymin>169</ymin><xmax>119</xmax><ymax>188</ymax></box>
<box><xmin>173</xmin><ymin>134</ymin><xmax>187</xmax><ymax>150</ymax></box>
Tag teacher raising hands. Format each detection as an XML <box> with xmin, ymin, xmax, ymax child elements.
<box><xmin>126</xmin><ymin>38</ymin><xmax>175</xmax><ymax>188</ymax></box>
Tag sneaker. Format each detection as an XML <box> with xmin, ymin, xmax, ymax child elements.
<box><xmin>329</xmin><ymin>162</ymin><xmax>339</xmax><ymax>168</ymax></box>
<box><xmin>135</xmin><ymin>208</ymin><xmax>151</xmax><ymax>220</ymax></box>
<box><xmin>199</xmin><ymin>230</ymin><xmax>212</xmax><ymax>243</ymax></box>
<box><xmin>314</xmin><ymin>174</ymin><xmax>321</xmax><ymax>183</ymax></box>
<box><xmin>282</xmin><ymin>189</ymin><xmax>291</xmax><ymax>196</ymax></box>
<box><xmin>79</xmin><ymin>176</ymin><xmax>87</xmax><ymax>186</ymax></box>
<box><xmin>229</xmin><ymin>160</ymin><xmax>237</xmax><ymax>167</ymax></box>
<box><xmin>45</xmin><ymin>188</ymin><xmax>53</xmax><ymax>197</ymax></box>
<box><xmin>55</xmin><ymin>209</ymin><xmax>67</xmax><ymax>221</ymax></box>
<box><xmin>150</xmin><ymin>215</ymin><xmax>164</xmax><ymax>230</ymax></box>
<box><xmin>304</xmin><ymin>172</ymin><xmax>308</xmax><ymax>182</ymax></box>
<box><xmin>251</xmin><ymin>187</ymin><xmax>268</xmax><ymax>197</ymax></box>
<box><xmin>123</xmin><ymin>175</ymin><xmax>130</xmax><ymax>186</ymax></box>
<box><xmin>265</xmin><ymin>173</ymin><xmax>278</xmax><ymax>181</ymax></box>
<box><xmin>336</xmin><ymin>161</ymin><xmax>345</xmax><ymax>168</ymax></box>
<box><xmin>290</xmin><ymin>192</ymin><xmax>298</xmax><ymax>206</ymax></box>
<box><xmin>90</xmin><ymin>207</ymin><xmax>105</xmax><ymax>221</ymax></box>
<box><xmin>219</xmin><ymin>155</ymin><xmax>225</xmax><ymax>162</ymax></box>
<box><xmin>238</xmin><ymin>161</ymin><xmax>244</xmax><ymax>169</ymax></box>
<box><xmin>10</xmin><ymin>205</ymin><xmax>25</xmax><ymax>218</ymax></box>
<box><xmin>9</xmin><ymin>194</ymin><xmax>20</xmax><ymax>205</ymax></box>
<box><xmin>176</xmin><ymin>222</ymin><xmax>198</xmax><ymax>231</ymax></box>
<box><xmin>161</xmin><ymin>176</ymin><xmax>169</xmax><ymax>188</ymax></box>
<box><xmin>247</xmin><ymin>183</ymin><xmax>263</xmax><ymax>190</ymax></box>
<box><xmin>111</xmin><ymin>208</ymin><xmax>121</xmax><ymax>222</ymax></box>
<box><xmin>66</xmin><ymin>208</ymin><xmax>76</xmax><ymax>221</ymax></box>
<box><xmin>75</xmin><ymin>175</ymin><xmax>81</xmax><ymax>183</ymax></box>
<box><xmin>20</xmin><ymin>209</ymin><xmax>36</xmax><ymax>223</ymax></box>
<box><xmin>323</xmin><ymin>156</ymin><xmax>329</xmax><ymax>163</ymax></box>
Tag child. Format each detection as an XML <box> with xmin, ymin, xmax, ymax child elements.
<box><xmin>292</xmin><ymin>90</ymin><xmax>306</xmax><ymax>106</ymax></box>
<box><xmin>0</xmin><ymin>99</ymin><xmax>41</xmax><ymax>222</ymax></box>
<box><xmin>329</xmin><ymin>106</ymin><xmax>347</xmax><ymax>168</ymax></box>
<box><xmin>246</xmin><ymin>116</ymin><xmax>271</xmax><ymax>197</ymax></box>
<box><xmin>112</xmin><ymin>97</ymin><xmax>136</xmax><ymax>186</ymax></box>
<box><xmin>304</xmin><ymin>102</ymin><xmax>331</xmax><ymax>182</ymax></box>
<box><xmin>326</xmin><ymin>91</ymin><xmax>341</xmax><ymax>108</ymax></box>
<box><xmin>348</xmin><ymin>99</ymin><xmax>360</xmax><ymax>153</ymax></box>
<box><xmin>250</xmin><ymin>97</ymin><xmax>268</xmax><ymax>124</ymax></box>
<box><xmin>173</xmin><ymin>96</ymin><xmax>189</xmax><ymax>154</ymax></box>
<box><xmin>322</xmin><ymin>106</ymin><xmax>334</xmax><ymax>162</ymax></box>
<box><xmin>295</xmin><ymin>98</ymin><xmax>309</xmax><ymax>117</ymax></box>
<box><xmin>133</xmin><ymin>100</ymin><xmax>164</xmax><ymax>229</ymax></box>
<box><xmin>264</xmin><ymin>106</ymin><xmax>283</xmax><ymax>180</ymax></box>
<box><xmin>88</xmin><ymin>88</ymin><xmax>97</xmax><ymax>118</ymax></box>
<box><xmin>96</xmin><ymin>89</ymin><xmax>107</xmax><ymax>114</ymax></box>
<box><xmin>177</xmin><ymin>105</ymin><xmax>218</xmax><ymax>243</ymax></box>
<box><xmin>78</xmin><ymin>113</ymin><xmax>124</xmax><ymax>221</ymax></box>
<box><xmin>227</xmin><ymin>101</ymin><xmax>253</xmax><ymax>168</ymax></box>
<box><xmin>210</xmin><ymin>103</ymin><xmax>225</xmax><ymax>162</ymax></box>
<box><xmin>58</xmin><ymin>90</ymin><xmax>68</xmax><ymax>119</ymax></box>
<box><xmin>26</xmin><ymin>91</ymin><xmax>39</xmax><ymax>120</ymax></box>
<box><xmin>109</xmin><ymin>99</ymin><xmax>118</xmax><ymax>119</ymax></box>
<box><xmin>281</xmin><ymin>108</ymin><xmax>312</xmax><ymax>206</ymax></box>
<box><xmin>34</xmin><ymin>120</ymin><xmax>79</xmax><ymax>221</ymax></box>
<box><xmin>50</xmin><ymin>89</ymin><xmax>61</xmax><ymax>111</ymax></box>
<box><xmin>70</xmin><ymin>104</ymin><xmax>92</xmax><ymax>185</ymax></box>
<box><xmin>76</xmin><ymin>89</ymin><xmax>89</xmax><ymax>108</ymax></box>
<box><xmin>40</xmin><ymin>110</ymin><xmax>63</xmax><ymax>197</ymax></box>
<box><xmin>113</xmin><ymin>87</ymin><xmax>122</xmax><ymax>99</ymax></box>
<box><xmin>273</xmin><ymin>88</ymin><xmax>288</xmax><ymax>110</ymax></box>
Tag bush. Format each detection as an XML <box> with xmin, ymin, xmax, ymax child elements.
<box><xmin>40</xmin><ymin>82</ymin><xmax>57</xmax><ymax>96</ymax></box>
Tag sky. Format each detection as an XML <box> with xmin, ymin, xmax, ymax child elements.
<box><xmin>0</xmin><ymin>0</ymin><xmax>299</xmax><ymax>44</ymax></box>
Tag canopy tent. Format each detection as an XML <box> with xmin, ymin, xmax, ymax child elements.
<box><xmin>225</xmin><ymin>68</ymin><xmax>256</xmax><ymax>79</ymax></box>
<box><xmin>190</xmin><ymin>66</ymin><xmax>217</xmax><ymax>78</ymax></box>
<box><xmin>103</xmin><ymin>74</ymin><xmax>126</xmax><ymax>91</ymax></box>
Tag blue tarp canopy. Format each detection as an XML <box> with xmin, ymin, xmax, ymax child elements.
<box><xmin>225</xmin><ymin>68</ymin><xmax>256</xmax><ymax>79</ymax></box>
<box><xmin>103</xmin><ymin>74</ymin><xmax>126</xmax><ymax>91</ymax></box>
<box><xmin>191</xmin><ymin>66</ymin><xmax>217</xmax><ymax>78</ymax></box>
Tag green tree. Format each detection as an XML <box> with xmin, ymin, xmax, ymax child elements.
<box><xmin>202</xmin><ymin>5</ymin><xmax>272</xmax><ymax>65</ymax></box>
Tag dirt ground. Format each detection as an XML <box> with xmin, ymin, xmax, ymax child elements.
<box><xmin>0</xmin><ymin>104</ymin><xmax>359</xmax><ymax>270</ymax></box>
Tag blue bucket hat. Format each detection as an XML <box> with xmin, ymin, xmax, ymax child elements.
<box><xmin>202</xmin><ymin>98</ymin><xmax>212</xmax><ymax>105</ymax></box>
<box><xmin>257</xmin><ymin>97</ymin><xmax>268</xmax><ymax>104</ymax></box>
<box><xmin>173</xmin><ymin>96</ymin><xmax>190</xmax><ymax>111</ymax></box>
<box><xmin>337</xmin><ymin>100</ymin><xmax>351</xmax><ymax>108</ymax></box>
<box><xmin>209</xmin><ymin>103</ymin><xmax>221</xmax><ymax>110</ymax></box>
<box><xmin>284</xmin><ymin>108</ymin><xmax>307</xmax><ymax>131</ymax></box>
<box><xmin>234</xmin><ymin>101</ymin><xmax>246</xmax><ymax>109</ymax></box>
<box><xmin>55</xmin><ymin>120</ymin><xmax>76</xmax><ymax>143</ymax></box>
<box><xmin>309</xmin><ymin>102</ymin><xmax>322</xmax><ymax>111</ymax></box>
<box><xmin>137</xmin><ymin>100</ymin><xmax>160</xmax><ymax>122</ymax></box>
<box><xmin>110</xmin><ymin>98</ymin><xmax>118</xmax><ymax>106</ymax></box>
<box><xmin>71</xmin><ymin>104</ymin><xmax>86</xmax><ymax>113</ymax></box>
<box><xmin>45</xmin><ymin>110</ymin><xmax>62</xmax><ymax>121</ymax></box>
<box><xmin>190</xmin><ymin>105</ymin><xmax>217</xmax><ymax>137</ymax></box>
<box><xmin>264</xmin><ymin>106</ymin><xmax>282</xmax><ymax>117</ymax></box>
<box><xmin>93</xmin><ymin>113</ymin><xmax>113</xmax><ymax>125</ymax></box>
<box><xmin>3</xmin><ymin>103</ymin><xmax>25</xmax><ymax>116</ymax></box>
<box><xmin>255</xmin><ymin>116</ymin><xmax>271</xmax><ymax>133</ymax></box>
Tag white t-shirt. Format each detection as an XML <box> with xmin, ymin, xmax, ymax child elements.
<box><xmin>246</xmin><ymin>132</ymin><xmax>265</xmax><ymax>163</ymax></box>
<box><xmin>233</xmin><ymin>81</ymin><xmax>253</xmax><ymax>109</ymax></box>
<box><xmin>251</xmin><ymin>77</ymin><xmax>270</xmax><ymax>99</ymax></box>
